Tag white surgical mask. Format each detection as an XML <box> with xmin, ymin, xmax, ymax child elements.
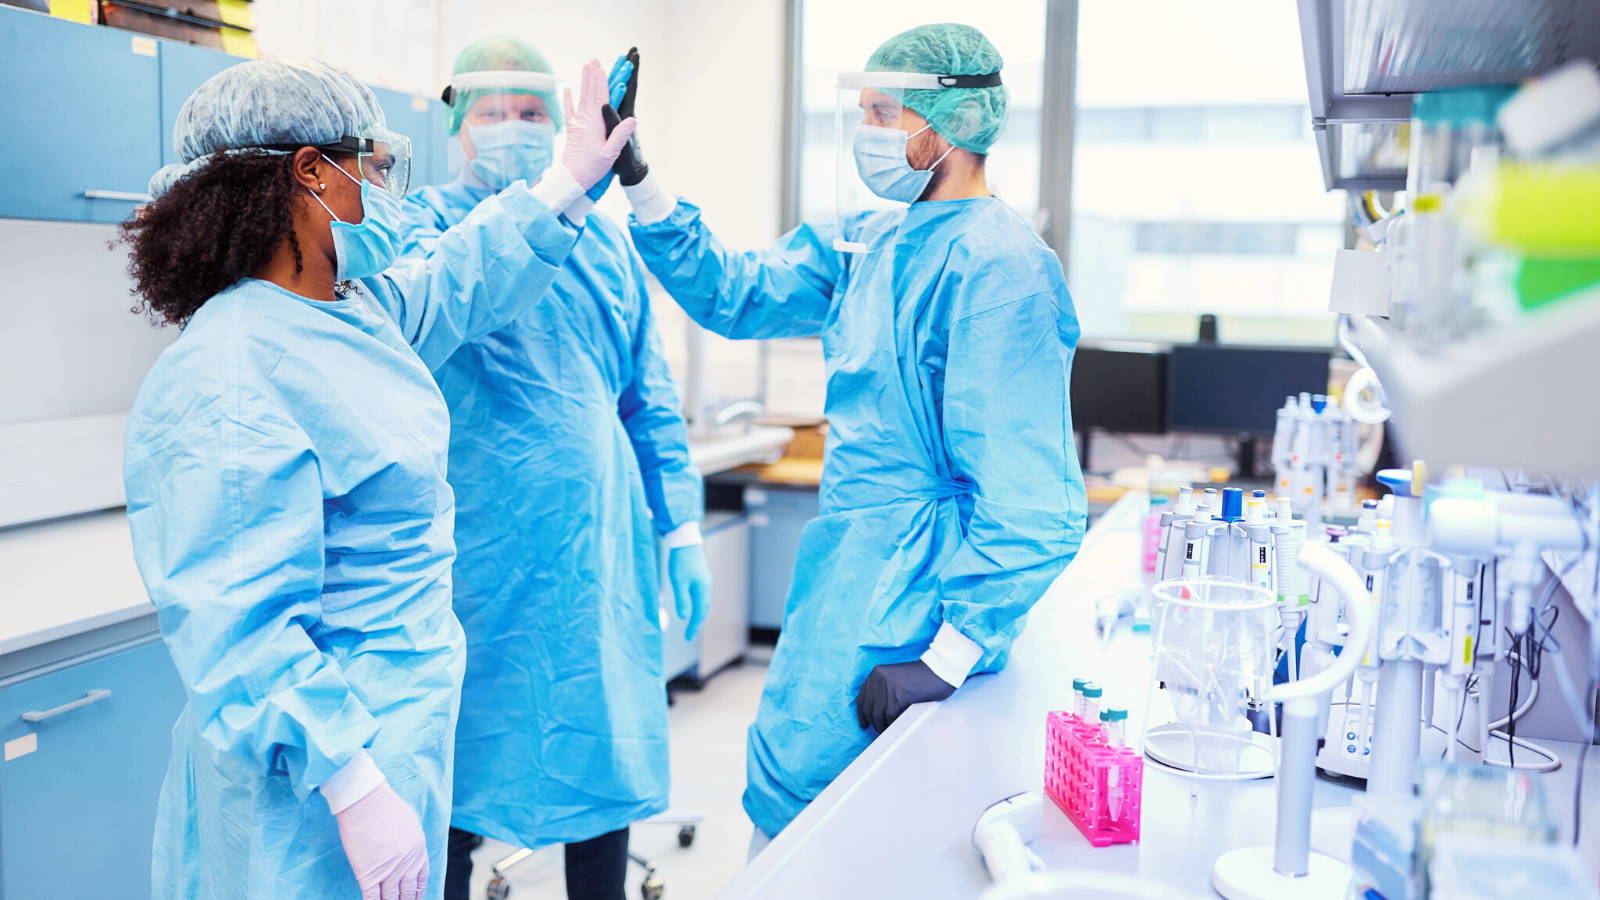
<box><xmin>851</xmin><ymin>123</ymin><xmax>955</xmax><ymax>203</ymax></box>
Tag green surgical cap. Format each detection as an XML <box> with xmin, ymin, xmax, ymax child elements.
<box><xmin>865</xmin><ymin>23</ymin><xmax>1008</xmax><ymax>154</ymax></box>
<box><xmin>448</xmin><ymin>35</ymin><xmax>562</xmax><ymax>134</ymax></box>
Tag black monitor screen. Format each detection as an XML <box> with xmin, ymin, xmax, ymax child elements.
<box><xmin>1070</xmin><ymin>342</ymin><xmax>1168</xmax><ymax>434</ymax></box>
<box><xmin>1166</xmin><ymin>344</ymin><xmax>1331</xmax><ymax>435</ymax></box>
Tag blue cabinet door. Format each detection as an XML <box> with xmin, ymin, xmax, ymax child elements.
<box><xmin>0</xmin><ymin>7</ymin><xmax>162</xmax><ymax>222</ymax></box>
<box><xmin>159</xmin><ymin>42</ymin><xmax>240</xmax><ymax>167</ymax></box>
<box><xmin>0</xmin><ymin>638</ymin><xmax>185</xmax><ymax>900</ymax></box>
<box><xmin>371</xmin><ymin>87</ymin><xmax>443</xmax><ymax>195</ymax></box>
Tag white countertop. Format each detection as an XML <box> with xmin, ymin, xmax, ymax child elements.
<box><xmin>722</xmin><ymin>494</ymin><xmax>1600</xmax><ymax>898</ymax></box>
<box><xmin>0</xmin><ymin>509</ymin><xmax>153</xmax><ymax>657</ymax></box>
<box><xmin>689</xmin><ymin>425</ymin><xmax>794</xmax><ymax>476</ymax></box>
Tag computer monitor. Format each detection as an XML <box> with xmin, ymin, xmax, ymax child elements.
<box><xmin>1165</xmin><ymin>343</ymin><xmax>1332</xmax><ymax>435</ymax></box>
<box><xmin>1070</xmin><ymin>341</ymin><xmax>1169</xmax><ymax>435</ymax></box>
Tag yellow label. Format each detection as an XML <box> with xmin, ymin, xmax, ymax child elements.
<box><xmin>215</xmin><ymin>0</ymin><xmax>255</xmax><ymax>29</ymax></box>
<box><xmin>1413</xmin><ymin>194</ymin><xmax>1442</xmax><ymax>213</ymax></box>
<box><xmin>411</xmin><ymin>96</ymin><xmax>429</xmax><ymax>113</ymax></box>
<box><xmin>130</xmin><ymin>35</ymin><xmax>157</xmax><ymax>57</ymax></box>
<box><xmin>220</xmin><ymin>28</ymin><xmax>259</xmax><ymax>58</ymax></box>
<box><xmin>1463</xmin><ymin>635</ymin><xmax>1474</xmax><ymax>666</ymax></box>
<box><xmin>49</xmin><ymin>0</ymin><xmax>93</xmax><ymax>23</ymax></box>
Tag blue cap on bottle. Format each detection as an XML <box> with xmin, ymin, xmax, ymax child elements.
<box><xmin>1219</xmin><ymin>487</ymin><xmax>1244</xmax><ymax>522</ymax></box>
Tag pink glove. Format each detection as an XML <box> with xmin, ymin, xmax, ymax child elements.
<box><xmin>561</xmin><ymin>57</ymin><xmax>637</xmax><ymax>189</ymax></box>
<box><xmin>334</xmin><ymin>782</ymin><xmax>430</xmax><ymax>900</ymax></box>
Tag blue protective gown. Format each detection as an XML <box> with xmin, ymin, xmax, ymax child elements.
<box><xmin>399</xmin><ymin>179</ymin><xmax>702</xmax><ymax>847</ymax></box>
<box><xmin>124</xmin><ymin>184</ymin><xmax>578</xmax><ymax>900</ymax></box>
<box><xmin>630</xmin><ymin>196</ymin><xmax>1088</xmax><ymax>837</ymax></box>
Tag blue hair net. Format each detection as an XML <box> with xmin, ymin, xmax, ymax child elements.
<box><xmin>865</xmin><ymin>23</ymin><xmax>1008</xmax><ymax>154</ymax></box>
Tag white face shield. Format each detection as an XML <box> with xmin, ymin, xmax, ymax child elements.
<box><xmin>833</xmin><ymin>71</ymin><xmax>954</xmax><ymax>252</ymax></box>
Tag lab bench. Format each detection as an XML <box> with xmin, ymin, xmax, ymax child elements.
<box><xmin>719</xmin><ymin>492</ymin><xmax>1600</xmax><ymax>898</ymax></box>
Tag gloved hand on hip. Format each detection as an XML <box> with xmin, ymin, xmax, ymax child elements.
<box><xmin>856</xmin><ymin>660</ymin><xmax>957</xmax><ymax>734</ymax></box>
<box><xmin>335</xmin><ymin>782</ymin><xmax>430</xmax><ymax>900</ymax></box>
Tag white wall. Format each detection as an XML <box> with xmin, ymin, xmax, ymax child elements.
<box><xmin>251</xmin><ymin>0</ymin><xmax>789</xmax><ymax>248</ymax></box>
<box><xmin>250</xmin><ymin>0</ymin><xmax>794</xmax><ymax>415</ymax></box>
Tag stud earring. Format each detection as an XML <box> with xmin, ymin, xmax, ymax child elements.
<box><xmin>318</xmin><ymin>183</ymin><xmax>326</xmax><ymax>190</ymax></box>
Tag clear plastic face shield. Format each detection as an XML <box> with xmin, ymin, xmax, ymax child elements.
<box><xmin>441</xmin><ymin>70</ymin><xmax>560</xmax><ymax>178</ymax></box>
<box><xmin>443</xmin><ymin>70</ymin><xmax>562</xmax><ymax>146</ymax></box>
<box><xmin>834</xmin><ymin>71</ymin><xmax>949</xmax><ymax>253</ymax></box>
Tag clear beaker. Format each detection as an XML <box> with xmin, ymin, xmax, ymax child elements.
<box><xmin>1144</xmin><ymin>577</ymin><xmax>1278</xmax><ymax>780</ymax></box>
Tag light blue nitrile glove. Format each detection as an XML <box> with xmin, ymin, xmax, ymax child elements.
<box><xmin>667</xmin><ymin>544</ymin><xmax>712</xmax><ymax>641</ymax></box>
<box><xmin>585</xmin><ymin>53</ymin><xmax>635</xmax><ymax>202</ymax></box>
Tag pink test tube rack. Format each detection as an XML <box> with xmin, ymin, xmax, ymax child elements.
<box><xmin>1044</xmin><ymin>710</ymin><xmax>1143</xmax><ymax>846</ymax></box>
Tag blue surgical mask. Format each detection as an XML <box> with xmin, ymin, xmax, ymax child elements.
<box><xmin>466</xmin><ymin>120</ymin><xmax>555</xmax><ymax>190</ymax></box>
<box><xmin>307</xmin><ymin>156</ymin><xmax>403</xmax><ymax>281</ymax></box>
<box><xmin>852</xmin><ymin>123</ymin><xmax>956</xmax><ymax>203</ymax></box>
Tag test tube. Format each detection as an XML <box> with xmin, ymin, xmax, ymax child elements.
<box><xmin>1072</xmin><ymin>677</ymin><xmax>1089</xmax><ymax>720</ymax></box>
<box><xmin>1082</xmin><ymin>683</ymin><xmax>1103</xmax><ymax>727</ymax></box>
<box><xmin>1100</xmin><ymin>708</ymin><xmax>1129</xmax><ymax>822</ymax></box>
<box><xmin>1099</xmin><ymin>707</ymin><xmax>1127</xmax><ymax>748</ymax></box>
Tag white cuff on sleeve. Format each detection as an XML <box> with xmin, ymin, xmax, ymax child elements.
<box><xmin>920</xmin><ymin>622</ymin><xmax>984</xmax><ymax>689</ymax></box>
<box><xmin>662</xmin><ymin>521</ymin><xmax>703</xmax><ymax>549</ymax></box>
<box><xmin>320</xmin><ymin>750</ymin><xmax>386</xmax><ymax>814</ymax></box>
<box><xmin>623</xmin><ymin>173</ymin><xmax>676</xmax><ymax>225</ymax></box>
<box><xmin>529</xmin><ymin>167</ymin><xmax>584</xmax><ymax>216</ymax></box>
<box><xmin>562</xmin><ymin>192</ymin><xmax>596</xmax><ymax>223</ymax></box>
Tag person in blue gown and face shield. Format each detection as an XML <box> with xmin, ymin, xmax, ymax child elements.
<box><xmin>397</xmin><ymin>38</ymin><xmax>710</xmax><ymax>900</ymax></box>
<box><xmin>120</xmin><ymin>57</ymin><xmax>634</xmax><ymax>900</ymax></box>
<box><xmin>612</xmin><ymin>22</ymin><xmax>1089</xmax><ymax>843</ymax></box>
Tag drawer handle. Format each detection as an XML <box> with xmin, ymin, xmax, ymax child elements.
<box><xmin>21</xmin><ymin>688</ymin><xmax>112</xmax><ymax>723</ymax></box>
<box><xmin>82</xmin><ymin>189</ymin><xmax>153</xmax><ymax>203</ymax></box>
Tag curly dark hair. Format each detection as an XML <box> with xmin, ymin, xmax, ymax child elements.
<box><xmin>120</xmin><ymin>150</ymin><xmax>305</xmax><ymax>327</ymax></box>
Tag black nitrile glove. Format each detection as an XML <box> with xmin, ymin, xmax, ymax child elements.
<box><xmin>611</xmin><ymin>46</ymin><xmax>649</xmax><ymax>186</ymax></box>
<box><xmin>856</xmin><ymin>660</ymin><xmax>957</xmax><ymax>734</ymax></box>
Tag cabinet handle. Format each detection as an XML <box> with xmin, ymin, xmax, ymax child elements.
<box><xmin>21</xmin><ymin>688</ymin><xmax>112</xmax><ymax>723</ymax></box>
<box><xmin>81</xmin><ymin>190</ymin><xmax>153</xmax><ymax>203</ymax></box>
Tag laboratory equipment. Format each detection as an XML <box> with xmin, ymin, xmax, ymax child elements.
<box><xmin>1427</xmin><ymin>835</ymin><xmax>1600</xmax><ymax>900</ymax></box>
<box><xmin>1269</xmin><ymin>391</ymin><xmax>1372</xmax><ymax>528</ymax></box>
<box><xmin>1043</xmin><ymin>708</ymin><xmax>1142</xmax><ymax>847</ymax></box>
<box><xmin>971</xmin><ymin>792</ymin><xmax>1044</xmax><ymax>886</ymax></box>
<box><xmin>1211</xmin><ymin>542</ymin><xmax>1377</xmax><ymax>900</ymax></box>
<box><xmin>1143</xmin><ymin>578</ymin><xmax>1278</xmax><ymax>780</ymax></box>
